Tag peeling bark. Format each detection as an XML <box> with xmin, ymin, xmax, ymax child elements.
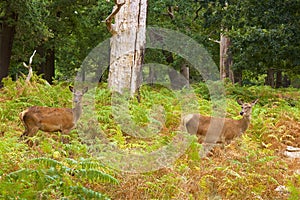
<box><xmin>107</xmin><ymin>0</ymin><xmax>147</xmax><ymax>96</ymax></box>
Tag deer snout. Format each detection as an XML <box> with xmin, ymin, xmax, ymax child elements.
<box><xmin>73</xmin><ymin>99</ymin><xmax>80</xmax><ymax>103</ymax></box>
<box><xmin>240</xmin><ymin>111</ymin><xmax>244</xmax><ymax>116</ymax></box>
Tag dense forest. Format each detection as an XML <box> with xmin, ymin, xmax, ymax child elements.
<box><xmin>1</xmin><ymin>0</ymin><xmax>299</xmax><ymax>87</ymax></box>
<box><xmin>0</xmin><ymin>0</ymin><xmax>300</xmax><ymax>199</ymax></box>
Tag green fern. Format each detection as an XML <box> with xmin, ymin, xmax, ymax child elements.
<box><xmin>69</xmin><ymin>186</ymin><xmax>110</xmax><ymax>200</ymax></box>
<box><xmin>7</xmin><ymin>168</ymin><xmax>39</xmax><ymax>181</ymax></box>
<box><xmin>75</xmin><ymin>169</ymin><xmax>119</xmax><ymax>184</ymax></box>
<box><xmin>0</xmin><ymin>157</ymin><xmax>117</xmax><ymax>199</ymax></box>
<box><xmin>30</xmin><ymin>157</ymin><xmax>64</xmax><ymax>168</ymax></box>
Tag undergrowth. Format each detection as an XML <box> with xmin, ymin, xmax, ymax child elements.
<box><xmin>0</xmin><ymin>76</ymin><xmax>299</xmax><ymax>199</ymax></box>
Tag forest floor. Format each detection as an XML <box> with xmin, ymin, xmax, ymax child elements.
<box><xmin>0</xmin><ymin>76</ymin><xmax>299</xmax><ymax>199</ymax></box>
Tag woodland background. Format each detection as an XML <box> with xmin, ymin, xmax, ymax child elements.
<box><xmin>0</xmin><ymin>0</ymin><xmax>300</xmax><ymax>199</ymax></box>
<box><xmin>1</xmin><ymin>0</ymin><xmax>299</xmax><ymax>87</ymax></box>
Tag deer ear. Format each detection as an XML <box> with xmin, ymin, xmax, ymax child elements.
<box><xmin>83</xmin><ymin>87</ymin><xmax>88</xmax><ymax>93</ymax></box>
<box><xmin>69</xmin><ymin>86</ymin><xmax>74</xmax><ymax>92</ymax></box>
<box><xmin>252</xmin><ymin>99</ymin><xmax>259</xmax><ymax>105</ymax></box>
<box><xmin>237</xmin><ymin>99</ymin><xmax>243</xmax><ymax>105</ymax></box>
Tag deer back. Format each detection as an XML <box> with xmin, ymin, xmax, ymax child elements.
<box><xmin>20</xmin><ymin>106</ymin><xmax>75</xmax><ymax>133</ymax></box>
<box><xmin>182</xmin><ymin>114</ymin><xmax>250</xmax><ymax>142</ymax></box>
<box><xmin>181</xmin><ymin>99</ymin><xmax>258</xmax><ymax>144</ymax></box>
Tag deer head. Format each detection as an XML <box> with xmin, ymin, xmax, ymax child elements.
<box><xmin>237</xmin><ymin>99</ymin><xmax>259</xmax><ymax>118</ymax></box>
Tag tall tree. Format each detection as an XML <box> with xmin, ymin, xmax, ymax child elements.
<box><xmin>0</xmin><ymin>1</ymin><xmax>17</xmax><ymax>86</ymax></box>
<box><xmin>195</xmin><ymin>0</ymin><xmax>300</xmax><ymax>85</ymax></box>
<box><xmin>105</xmin><ymin>0</ymin><xmax>148</xmax><ymax>95</ymax></box>
<box><xmin>228</xmin><ymin>0</ymin><xmax>300</xmax><ymax>86</ymax></box>
<box><xmin>1</xmin><ymin>0</ymin><xmax>53</xmax><ymax>84</ymax></box>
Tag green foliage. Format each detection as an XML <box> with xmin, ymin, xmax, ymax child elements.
<box><xmin>0</xmin><ymin>75</ymin><xmax>72</xmax><ymax>123</ymax></box>
<box><xmin>0</xmin><ymin>157</ymin><xmax>117</xmax><ymax>199</ymax></box>
<box><xmin>193</xmin><ymin>0</ymin><xmax>300</xmax><ymax>80</ymax></box>
<box><xmin>0</xmin><ymin>77</ymin><xmax>300</xmax><ymax>199</ymax></box>
<box><xmin>0</xmin><ymin>77</ymin><xmax>118</xmax><ymax>199</ymax></box>
<box><xmin>1</xmin><ymin>0</ymin><xmax>112</xmax><ymax>80</ymax></box>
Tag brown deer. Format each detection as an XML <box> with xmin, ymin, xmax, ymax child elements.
<box><xmin>181</xmin><ymin>99</ymin><xmax>258</xmax><ymax>145</ymax></box>
<box><xmin>19</xmin><ymin>86</ymin><xmax>88</xmax><ymax>142</ymax></box>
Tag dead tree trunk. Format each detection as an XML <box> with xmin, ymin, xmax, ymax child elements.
<box><xmin>106</xmin><ymin>0</ymin><xmax>147</xmax><ymax>96</ymax></box>
<box><xmin>23</xmin><ymin>50</ymin><xmax>36</xmax><ymax>83</ymax></box>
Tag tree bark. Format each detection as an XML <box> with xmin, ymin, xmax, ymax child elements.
<box><xmin>234</xmin><ymin>69</ymin><xmax>242</xmax><ymax>85</ymax></box>
<box><xmin>0</xmin><ymin>13</ymin><xmax>17</xmax><ymax>87</ymax></box>
<box><xmin>275</xmin><ymin>70</ymin><xmax>282</xmax><ymax>88</ymax></box>
<box><xmin>108</xmin><ymin>0</ymin><xmax>147</xmax><ymax>96</ymax></box>
<box><xmin>180</xmin><ymin>62</ymin><xmax>189</xmax><ymax>86</ymax></box>
<box><xmin>220</xmin><ymin>33</ymin><xmax>234</xmax><ymax>83</ymax></box>
<box><xmin>265</xmin><ymin>68</ymin><xmax>275</xmax><ymax>88</ymax></box>
<box><xmin>282</xmin><ymin>75</ymin><xmax>290</xmax><ymax>88</ymax></box>
<box><xmin>146</xmin><ymin>65</ymin><xmax>157</xmax><ymax>85</ymax></box>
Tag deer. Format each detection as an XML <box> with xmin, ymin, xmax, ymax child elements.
<box><xmin>19</xmin><ymin>86</ymin><xmax>88</xmax><ymax>144</ymax></box>
<box><xmin>180</xmin><ymin>99</ymin><xmax>258</xmax><ymax>145</ymax></box>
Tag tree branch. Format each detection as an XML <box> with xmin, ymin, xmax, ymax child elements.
<box><xmin>103</xmin><ymin>0</ymin><xmax>125</xmax><ymax>34</ymax></box>
<box><xmin>23</xmin><ymin>50</ymin><xmax>36</xmax><ymax>83</ymax></box>
<box><xmin>167</xmin><ymin>6</ymin><xmax>174</xmax><ymax>20</ymax></box>
<box><xmin>208</xmin><ymin>38</ymin><xmax>220</xmax><ymax>44</ymax></box>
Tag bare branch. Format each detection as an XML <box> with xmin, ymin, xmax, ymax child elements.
<box><xmin>29</xmin><ymin>50</ymin><xmax>36</xmax><ymax>66</ymax></box>
<box><xmin>208</xmin><ymin>38</ymin><xmax>221</xmax><ymax>44</ymax></box>
<box><xmin>103</xmin><ymin>1</ymin><xmax>125</xmax><ymax>34</ymax></box>
<box><xmin>167</xmin><ymin>6</ymin><xmax>174</xmax><ymax>20</ymax></box>
<box><xmin>23</xmin><ymin>50</ymin><xmax>36</xmax><ymax>83</ymax></box>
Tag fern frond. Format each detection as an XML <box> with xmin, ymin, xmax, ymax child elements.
<box><xmin>69</xmin><ymin>186</ymin><xmax>110</xmax><ymax>200</ymax></box>
<box><xmin>74</xmin><ymin>169</ymin><xmax>119</xmax><ymax>185</ymax></box>
<box><xmin>65</xmin><ymin>158</ymin><xmax>78</xmax><ymax>166</ymax></box>
<box><xmin>80</xmin><ymin>159</ymin><xmax>106</xmax><ymax>169</ymax></box>
<box><xmin>29</xmin><ymin>157</ymin><xmax>64</xmax><ymax>168</ymax></box>
<box><xmin>7</xmin><ymin>169</ymin><xmax>38</xmax><ymax>181</ymax></box>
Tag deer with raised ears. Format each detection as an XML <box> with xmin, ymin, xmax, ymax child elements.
<box><xmin>19</xmin><ymin>86</ymin><xmax>88</xmax><ymax>143</ymax></box>
<box><xmin>181</xmin><ymin>99</ymin><xmax>258</xmax><ymax>144</ymax></box>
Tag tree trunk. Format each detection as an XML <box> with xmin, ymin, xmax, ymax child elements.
<box><xmin>234</xmin><ymin>69</ymin><xmax>242</xmax><ymax>85</ymax></box>
<box><xmin>37</xmin><ymin>45</ymin><xmax>55</xmax><ymax>84</ymax></box>
<box><xmin>282</xmin><ymin>75</ymin><xmax>290</xmax><ymax>88</ymax></box>
<box><xmin>265</xmin><ymin>68</ymin><xmax>275</xmax><ymax>88</ymax></box>
<box><xmin>180</xmin><ymin>62</ymin><xmax>189</xmax><ymax>86</ymax></box>
<box><xmin>108</xmin><ymin>0</ymin><xmax>147</xmax><ymax>96</ymax></box>
<box><xmin>220</xmin><ymin>33</ymin><xmax>233</xmax><ymax>82</ymax></box>
<box><xmin>162</xmin><ymin>50</ymin><xmax>189</xmax><ymax>89</ymax></box>
<box><xmin>146</xmin><ymin>65</ymin><xmax>157</xmax><ymax>85</ymax></box>
<box><xmin>275</xmin><ymin>70</ymin><xmax>282</xmax><ymax>88</ymax></box>
<box><xmin>0</xmin><ymin>13</ymin><xmax>17</xmax><ymax>87</ymax></box>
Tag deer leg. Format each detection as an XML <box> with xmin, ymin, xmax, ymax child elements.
<box><xmin>27</xmin><ymin>127</ymin><xmax>39</xmax><ymax>137</ymax></box>
<box><xmin>20</xmin><ymin>127</ymin><xmax>39</xmax><ymax>146</ymax></box>
<box><xmin>20</xmin><ymin>130</ymin><xmax>28</xmax><ymax>140</ymax></box>
<box><xmin>61</xmin><ymin>129</ymin><xmax>71</xmax><ymax>144</ymax></box>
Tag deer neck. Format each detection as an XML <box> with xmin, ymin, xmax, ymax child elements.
<box><xmin>240</xmin><ymin>115</ymin><xmax>251</xmax><ymax>133</ymax></box>
<box><xmin>72</xmin><ymin>103</ymin><xmax>83</xmax><ymax>123</ymax></box>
